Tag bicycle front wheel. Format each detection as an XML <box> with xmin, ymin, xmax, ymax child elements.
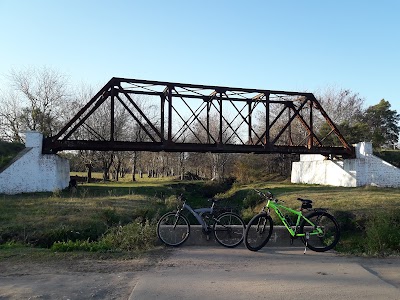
<box><xmin>213</xmin><ymin>212</ymin><xmax>245</xmax><ymax>248</ymax></box>
<box><xmin>157</xmin><ymin>212</ymin><xmax>190</xmax><ymax>247</ymax></box>
<box><xmin>299</xmin><ymin>211</ymin><xmax>340</xmax><ymax>252</ymax></box>
<box><xmin>244</xmin><ymin>212</ymin><xmax>273</xmax><ymax>251</ymax></box>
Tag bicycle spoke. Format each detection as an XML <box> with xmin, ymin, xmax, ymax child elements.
<box><xmin>213</xmin><ymin>212</ymin><xmax>245</xmax><ymax>248</ymax></box>
<box><xmin>244</xmin><ymin>213</ymin><xmax>273</xmax><ymax>251</ymax></box>
<box><xmin>300</xmin><ymin>211</ymin><xmax>340</xmax><ymax>252</ymax></box>
<box><xmin>157</xmin><ymin>212</ymin><xmax>190</xmax><ymax>247</ymax></box>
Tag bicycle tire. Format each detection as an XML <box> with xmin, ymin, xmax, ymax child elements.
<box><xmin>244</xmin><ymin>212</ymin><xmax>273</xmax><ymax>251</ymax></box>
<box><xmin>299</xmin><ymin>210</ymin><xmax>340</xmax><ymax>252</ymax></box>
<box><xmin>157</xmin><ymin>212</ymin><xmax>190</xmax><ymax>246</ymax></box>
<box><xmin>213</xmin><ymin>212</ymin><xmax>245</xmax><ymax>248</ymax></box>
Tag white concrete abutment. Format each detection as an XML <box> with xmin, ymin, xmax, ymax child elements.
<box><xmin>291</xmin><ymin>142</ymin><xmax>400</xmax><ymax>187</ymax></box>
<box><xmin>0</xmin><ymin>132</ymin><xmax>70</xmax><ymax>194</ymax></box>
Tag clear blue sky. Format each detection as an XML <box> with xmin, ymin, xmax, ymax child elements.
<box><xmin>0</xmin><ymin>0</ymin><xmax>399</xmax><ymax>115</ymax></box>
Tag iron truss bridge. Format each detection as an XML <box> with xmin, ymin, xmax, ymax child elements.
<box><xmin>43</xmin><ymin>77</ymin><xmax>355</xmax><ymax>158</ymax></box>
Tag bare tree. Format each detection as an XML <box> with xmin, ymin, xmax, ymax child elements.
<box><xmin>0</xmin><ymin>67</ymin><xmax>71</xmax><ymax>142</ymax></box>
<box><xmin>0</xmin><ymin>90</ymin><xmax>23</xmax><ymax>142</ymax></box>
<box><xmin>69</xmin><ymin>84</ymin><xmax>98</xmax><ymax>182</ymax></box>
<box><xmin>186</xmin><ymin>113</ymin><xmax>235</xmax><ymax>180</ymax></box>
<box><xmin>125</xmin><ymin>96</ymin><xmax>159</xmax><ymax>181</ymax></box>
<box><xmin>8</xmin><ymin>67</ymin><xmax>70</xmax><ymax>138</ymax></box>
<box><xmin>315</xmin><ymin>87</ymin><xmax>365</xmax><ymax>126</ymax></box>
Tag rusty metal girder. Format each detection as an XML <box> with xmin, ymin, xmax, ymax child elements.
<box><xmin>43</xmin><ymin>77</ymin><xmax>355</xmax><ymax>158</ymax></box>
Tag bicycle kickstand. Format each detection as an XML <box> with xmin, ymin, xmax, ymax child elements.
<box><xmin>304</xmin><ymin>232</ymin><xmax>310</xmax><ymax>254</ymax></box>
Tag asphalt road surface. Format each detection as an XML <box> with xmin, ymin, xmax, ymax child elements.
<box><xmin>129</xmin><ymin>246</ymin><xmax>400</xmax><ymax>300</ymax></box>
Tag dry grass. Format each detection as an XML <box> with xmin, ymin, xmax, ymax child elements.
<box><xmin>1</xmin><ymin>176</ymin><xmax>399</xmax><ymax>255</ymax></box>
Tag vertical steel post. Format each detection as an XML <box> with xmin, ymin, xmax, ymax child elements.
<box><xmin>219</xmin><ymin>92</ymin><xmax>223</xmax><ymax>144</ymax></box>
<box><xmin>288</xmin><ymin>104</ymin><xmax>292</xmax><ymax>145</ymax></box>
<box><xmin>265</xmin><ymin>93</ymin><xmax>270</xmax><ymax>147</ymax></box>
<box><xmin>308</xmin><ymin>98</ymin><xmax>313</xmax><ymax>149</ymax></box>
<box><xmin>161</xmin><ymin>93</ymin><xmax>165</xmax><ymax>142</ymax></box>
<box><xmin>110</xmin><ymin>86</ymin><xmax>115</xmax><ymax>142</ymax></box>
<box><xmin>207</xmin><ymin>99</ymin><xmax>211</xmax><ymax>143</ymax></box>
<box><xmin>168</xmin><ymin>85</ymin><xmax>172</xmax><ymax>142</ymax></box>
<box><xmin>248</xmin><ymin>100</ymin><xmax>252</xmax><ymax>144</ymax></box>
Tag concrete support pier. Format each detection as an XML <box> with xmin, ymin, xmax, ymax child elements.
<box><xmin>0</xmin><ymin>132</ymin><xmax>70</xmax><ymax>194</ymax></box>
<box><xmin>291</xmin><ymin>142</ymin><xmax>400</xmax><ymax>187</ymax></box>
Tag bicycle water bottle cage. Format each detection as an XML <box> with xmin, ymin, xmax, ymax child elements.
<box><xmin>297</xmin><ymin>198</ymin><xmax>313</xmax><ymax>210</ymax></box>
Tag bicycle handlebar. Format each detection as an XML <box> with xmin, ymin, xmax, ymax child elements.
<box><xmin>254</xmin><ymin>189</ymin><xmax>280</xmax><ymax>203</ymax></box>
<box><xmin>254</xmin><ymin>189</ymin><xmax>272</xmax><ymax>198</ymax></box>
<box><xmin>176</xmin><ymin>194</ymin><xmax>187</xmax><ymax>210</ymax></box>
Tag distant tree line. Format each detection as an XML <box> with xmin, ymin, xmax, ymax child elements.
<box><xmin>0</xmin><ymin>67</ymin><xmax>399</xmax><ymax>183</ymax></box>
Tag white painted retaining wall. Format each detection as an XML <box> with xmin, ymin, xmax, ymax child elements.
<box><xmin>291</xmin><ymin>142</ymin><xmax>400</xmax><ymax>187</ymax></box>
<box><xmin>0</xmin><ymin>132</ymin><xmax>70</xmax><ymax>194</ymax></box>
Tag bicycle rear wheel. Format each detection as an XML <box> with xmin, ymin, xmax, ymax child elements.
<box><xmin>299</xmin><ymin>211</ymin><xmax>340</xmax><ymax>252</ymax></box>
<box><xmin>244</xmin><ymin>212</ymin><xmax>273</xmax><ymax>251</ymax></box>
<box><xmin>157</xmin><ymin>212</ymin><xmax>190</xmax><ymax>246</ymax></box>
<box><xmin>213</xmin><ymin>212</ymin><xmax>245</xmax><ymax>248</ymax></box>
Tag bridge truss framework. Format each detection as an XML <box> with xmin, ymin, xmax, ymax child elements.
<box><xmin>43</xmin><ymin>77</ymin><xmax>355</xmax><ymax>158</ymax></box>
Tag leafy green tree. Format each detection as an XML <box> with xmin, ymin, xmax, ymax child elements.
<box><xmin>362</xmin><ymin>99</ymin><xmax>399</xmax><ymax>148</ymax></box>
<box><xmin>318</xmin><ymin>98</ymin><xmax>399</xmax><ymax>149</ymax></box>
<box><xmin>318</xmin><ymin>120</ymin><xmax>369</xmax><ymax>146</ymax></box>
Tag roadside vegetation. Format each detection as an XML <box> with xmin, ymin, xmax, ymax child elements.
<box><xmin>1</xmin><ymin>174</ymin><xmax>399</xmax><ymax>257</ymax></box>
<box><xmin>0</xmin><ymin>141</ymin><xmax>24</xmax><ymax>170</ymax></box>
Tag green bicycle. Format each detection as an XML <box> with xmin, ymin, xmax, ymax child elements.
<box><xmin>244</xmin><ymin>189</ymin><xmax>340</xmax><ymax>253</ymax></box>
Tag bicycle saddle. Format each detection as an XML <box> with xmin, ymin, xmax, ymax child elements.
<box><xmin>297</xmin><ymin>198</ymin><xmax>312</xmax><ymax>204</ymax></box>
<box><xmin>297</xmin><ymin>198</ymin><xmax>313</xmax><ymax>209</ymax></box>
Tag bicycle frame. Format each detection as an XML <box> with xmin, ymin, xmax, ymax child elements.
<box><xmin>178</xmin><ymin>202</ymin><xmax>212</xmax><ymax>231</ymax></box>
<box><xmin>265</xmin><ymin>199</ymin><xmax>324</xmax><ymax>238</ymax></box>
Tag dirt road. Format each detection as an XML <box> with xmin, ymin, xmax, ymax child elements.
<box><xmin>0</xmin><ymin>250</ymin><xmax>167</xmax><ymax>300</ymax></box>
<box><xmin>130</xmin><ymin>246</ymin><xmax>400</xmax><ymax>300</ymax></box>
<box><xmin>1</xmin><ymin>246</ymin><xmax>399</xmax><ymax>300</ymax></box>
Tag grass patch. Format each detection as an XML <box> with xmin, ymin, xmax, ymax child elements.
<box><xmin>0</xmin><ymin>177</ymin><xmax>234</xmax><ymax>249</ymax></box>
<box><xmin>216</xmin><ymin>181</ymin><xmax>400</xmax><ymax>255</ymax></box>
<box><xmin>1</xmin><ymin>176</ymin><xmax>400</xmax><ymax>256</ymax></box>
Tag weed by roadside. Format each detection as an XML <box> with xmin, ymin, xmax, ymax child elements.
<box><xmin>51</xmin><ymin>219</ymin><xmax>158</xmax><ymax>252</ymax></box>
<box><xmin>1</xmin><ymin>178</ymin><xmax>400</xmax><ymax>256</ymax></box>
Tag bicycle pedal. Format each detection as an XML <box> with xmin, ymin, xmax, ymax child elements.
<box><xmin>206</xmin><ymin>234</ymin><xmax>210</xmax><ymax>241</ymax></box>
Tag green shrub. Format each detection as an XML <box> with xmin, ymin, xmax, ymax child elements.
<box><xmin>241</xmin><ymin>207</ymin><xmax>256</xmax><ymax>223</ymax></box>
<box><xmin>337</xmin><ymin>209</ymin><xmax>400</xmax><ymax>255</ymax></box>
<box><xmin>333</xmin><ymin>210</ymin><xmax>363</xmax><ymax>232</ymax></box>
<box><xmin>50</xmin><ymin>221</ymin><xmax>158</xmax><ymax>252</ymax></box>
<box><xmin>164</xmin><ymin>195</ymin><xmax>179</xmax><ymax>210</ymax></box>
<box><xmin>100</xmin><ymin>220</ymin><xmax>157</xmax><ymax>251</ymax></box>
<box><xmin>101</xmin><ymin>208</ymin><xmax>121</xmax><ymax>227</ymax></box>
<box><xmin>0</xmin><ymin>241</ymin><xmax>26</xmax><ymax>249</ymax></box>
<box><xmin>243</xmin><ymin>191</ymin><xmax>263</xmax><ymax>209</ymax></box>
<box><xmin>374</xmin><ymin>150</ymin><xmax>400</xmax><ymax>168</ymax></box>
<box><xmin>51</xmin><ymin>239</ymin><xmax>111</xmax><ymax>252</ymax></box>
<box><xmin>0</xmin><ymin>141</ymin><xmax>25</xmax><ymax>169</ymax></box>
<box><xmin>365</xmin><ymin>209</ymin><xmax>400</xmax><ymax>255</ymax></box>
<box><xmin>198</xmin><ymin>178</ymin><xmax>235</xmax><ymax>198</ymax></box>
